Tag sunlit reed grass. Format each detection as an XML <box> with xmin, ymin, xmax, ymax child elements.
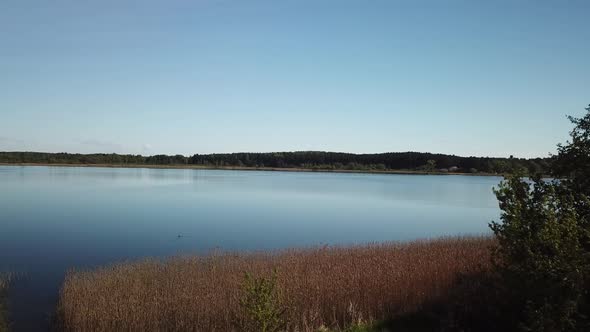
<box><xmin>57</xmin><ymin>236</ymin><xmax>493</xmax><ymax>332</ymax></box>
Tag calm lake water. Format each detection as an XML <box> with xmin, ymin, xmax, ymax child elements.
<box><xmin>0</xmin><ymin>165</ymin><xmax>501</xmax><ymax>331</ymax></box>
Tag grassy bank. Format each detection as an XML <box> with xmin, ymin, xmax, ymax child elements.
<box><xmin>57</xmin><ymin>236</ymin><xmax>493</xmax><ymax>332</ymax></box>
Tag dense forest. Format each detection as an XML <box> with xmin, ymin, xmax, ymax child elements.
<box><xmin>0</xmin><ymin>151</ymin><xmax>551</xmax><ymax>174</ymax></box>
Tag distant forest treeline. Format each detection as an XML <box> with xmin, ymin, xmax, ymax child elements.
<box><xmin>0</xmin><ymin>151</ymin><xmax>551</xmax><ymax>174</ymax></box>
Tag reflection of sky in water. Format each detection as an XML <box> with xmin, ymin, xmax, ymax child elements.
<box><xmin>0</xmin><ymin>166</ymin><xmax>501</xmax><ymax>331</ymax></box>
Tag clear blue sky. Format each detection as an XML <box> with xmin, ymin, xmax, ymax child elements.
<box><xmin>1</xmin><ymin>1</ymin><xmax>588</xmax><ymax>158</ymax></box>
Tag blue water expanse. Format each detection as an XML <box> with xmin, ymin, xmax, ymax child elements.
<box><xmin>0</xmin><ymin>166</ymin><xmax>501</xmax><ymax>331</ymax></box>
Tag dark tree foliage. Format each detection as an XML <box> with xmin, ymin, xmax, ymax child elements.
<box><xmin>489</xmin><ymin>104</ymin><xmax>590</xmax><ymax>331</ymax></box>
<box><xmin>0</xmin><ymin>151</ymin><xmax>550</xmax><ymax>175</ymax></box>
<box><xmin>491</xmin><ymin>176</ymin><xmax>587</xmax><ymax>331</ymax></box>
<box><xmin>553</xmin><ymin>104</ymin><xmax>590</xmax><ymax>219</ymax></box>
<box><xmin>552</xmin><ymin>104</ymin><xmax>590</xmax><ymax>328</ymax></box>
<box><xmin>188</xmin><ymin>151</ymin><xmax>549</xmax><ymax>174</ymax></box>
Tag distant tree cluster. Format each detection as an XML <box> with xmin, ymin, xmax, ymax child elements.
<box><xmin>0</xmin><ymin>151</ymin><xmax>550</xmax><ymax>175</ymax></box>
<box><xmin>0</xmin><ymin>152</ymin><xmax>187</xmax><ymax>165</ymax></box>
<box><xmin>188</xmin><ymin>151</ymin><xmax>550</xmax><ymax>174</ymax></box>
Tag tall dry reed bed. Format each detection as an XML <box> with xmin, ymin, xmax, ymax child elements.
<box><xmin>57</xmin><ymin>236</ymin><xmax>493</xmax><ymax>332</ymax></box>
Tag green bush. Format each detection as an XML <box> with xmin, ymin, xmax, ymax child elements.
<box><xmin>491</xmin><ymin>175</ymin><xmax>587</xmax><ymax>331</ymax></box>
<box><xmin>487</xmin><ymin>104</ymin><xmax>590</xmax><ymax>331</ymax></box>
<box><xmin>236</xmin><ymin>270</ymin><xmax>287</xmax><ymax>332</ymax></box>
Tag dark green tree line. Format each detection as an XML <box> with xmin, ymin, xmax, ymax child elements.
<box><xmin>0</xmin><ymin>151</ymin><xmax>550</xmax><ymax>175</ymax></box>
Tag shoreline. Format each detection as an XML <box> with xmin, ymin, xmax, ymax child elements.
<box><xmin>0</xmin><ymin>162</ymin><xmax>502</xmax><ymax>177</ymax></box>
